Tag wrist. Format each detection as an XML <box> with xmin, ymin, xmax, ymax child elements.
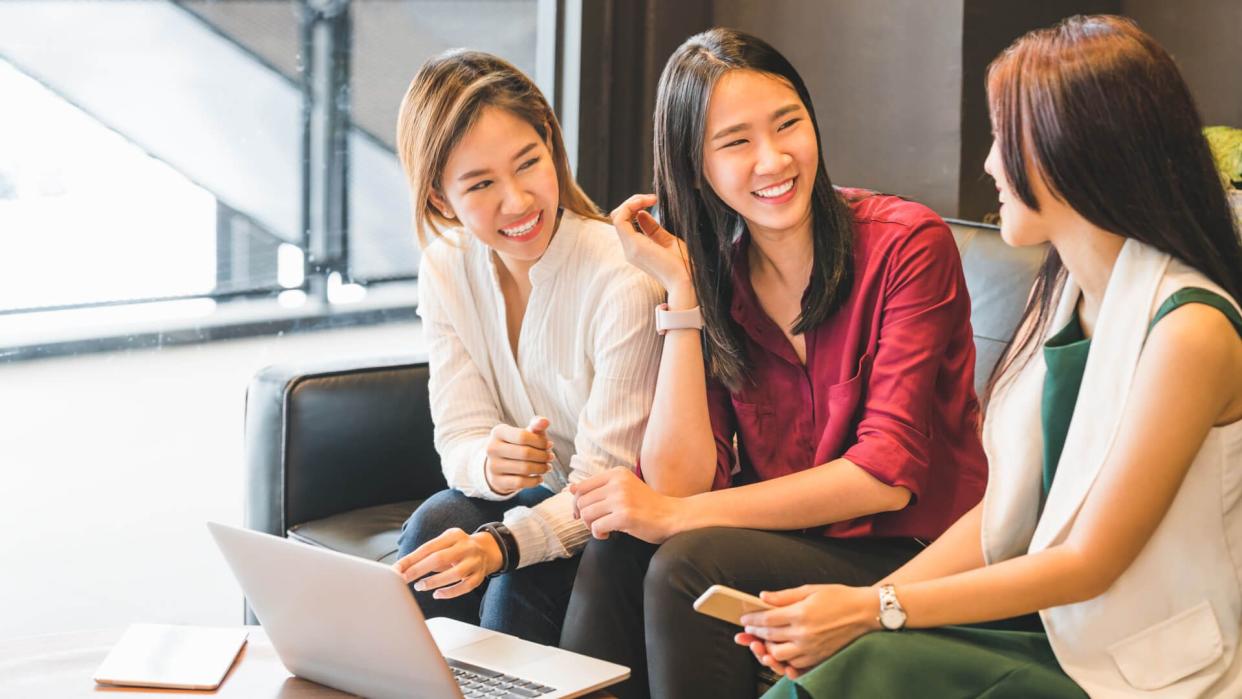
<box><xmin>674</xmin><ymin>493</ymin><xmax>707</xmax><ymax>535</ymax></box>
<box><xmin>665</xmin><ymin>279</ymin><xmax>698</xmax><ymax>311</ymax></box>
<box><xmin>859</xmin><ymin>586</ymin><xmax>884</xmax><ymax>631</ymax></box>
<box><xmin>482</xmin><ymin>458</ymin><xmax>517</xmax><ymax>496</ymax></box>
<box><xmin>470</xmin><ymin>532</ymin><xmax>504</xmax><ymax>574</ymax></box>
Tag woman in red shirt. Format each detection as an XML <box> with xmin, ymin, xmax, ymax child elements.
<box><xmin>558</xmin><ymin>28</ymin><xmax>988</xmax><ymax>698</ymax></box>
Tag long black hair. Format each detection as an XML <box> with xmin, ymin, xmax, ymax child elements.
<box><xmin>983</xmin><ymin>15</ymin><xmax>1242</xmax><ymax>406</ymax></box>
<box><xmin>653</xmin><ymin>28</ymin><xmax>855</xmax><ymax>390</ymax></box>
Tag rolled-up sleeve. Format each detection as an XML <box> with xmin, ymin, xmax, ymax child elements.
<box><xmin>840</xmin><ymin>220</ymin><xmax>972</xmax><ymax>501</ymax></box>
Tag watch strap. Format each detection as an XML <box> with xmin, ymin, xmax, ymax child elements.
<box><xmin>877</xmin><ymin>584</ymin><xmax>907</xmax><ymax>630</ymax></box>
<box><xmin>474</xmin><ymin>522</ymin><xmax>518</xmax><ymax>577</ymax></box>
<box><xmin>655</xmin><ymin>303</ymin><xmax>704</xmax><ymax>335</ymax></box>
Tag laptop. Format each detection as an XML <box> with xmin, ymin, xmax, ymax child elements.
<box><xmin>207</xmin><ymin>522</ymin><xmax>628</xmax><ymax>699</ymax></box>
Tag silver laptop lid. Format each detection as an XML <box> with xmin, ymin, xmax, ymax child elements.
<box><xmin>207</xmin><ymin>521</ymin><xmax>462</xmax><ymax>699</ymax></box>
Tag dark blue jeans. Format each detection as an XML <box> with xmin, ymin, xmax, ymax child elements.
<box><xmin>396</xmin><ymin>487</ymin><xmax>578</xmax><ymax>646</ymax></box>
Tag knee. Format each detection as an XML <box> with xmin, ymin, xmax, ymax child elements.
<box><xmin>644</xmin><ymin>528</ymin><xmax>727</xmax><ymax>603</ymax></box>
<box><xmin>576</xmin><ymin>535</ymin><xmax>649</xmax><ymax>595</ymax></box>
<box><xmin>397</xmin><ymin>489</ymin><xmax>470</xmax><ymax>554</ymax></box>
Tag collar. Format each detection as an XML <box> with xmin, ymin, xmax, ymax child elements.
<box><xmin>527</xmin><ymin>209</ymin><xmax>577</xmax><ymax>286</ymax></box>
<box><xmin>728</xmin><ymin>233</ymin><xmax>808</xmax><ymax>367</ymax></box>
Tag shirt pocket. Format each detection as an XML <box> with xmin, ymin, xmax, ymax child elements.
<box><xmin>826</xmin><ymin>353</ymin><xmax>872</xmax><ymax>427</ymax></box>
<box><xmin>1106</xmin><ymin>599</ymin><xmax>1225</xmax><ymax>690</ymax></box>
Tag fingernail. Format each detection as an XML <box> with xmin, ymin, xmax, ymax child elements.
<box><xmin>413</xmin><ymin>581</ymin><xmax>425</xmax><ymax>592</ymax></box>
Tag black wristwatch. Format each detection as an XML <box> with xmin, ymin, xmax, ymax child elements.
<box><xmin>474</xmin><ymin>522</ymin><xmax>519</xmax><ymax>577</ymax></box>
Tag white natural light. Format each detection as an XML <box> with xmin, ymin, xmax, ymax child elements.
<box><xmin>0</xmin><ymin>58</ymin><xmax>217</xmax><ymax>312</ymax></box>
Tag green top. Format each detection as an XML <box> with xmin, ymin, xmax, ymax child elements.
<box><xmin>1040</xmin><ymin>287</ymin><xmax>1242</xmax><ymax>504</ymax></box>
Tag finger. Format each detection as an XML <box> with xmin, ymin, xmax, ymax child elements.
<box><xmin>740</xmin><ymin>605</ymin><xmax>797</xmax><ymax>629</ymax></box>
<box><xmin>759</xmin><ymin>652</ymin><xmax>789</xmax><ymax>675</ymax></box>
<box><xmin>413</xmin><ymin>559</ymin><xmax>476</xmax><ymax>593</ymax></box>
<box><xmin>743</xmin><ymin>624</ymin><xmax>796</xmax><ymax>643</ymax></box>
<box><xmin>402</xmin><ymin>548</ymin><xmax>458</xmax><ymax>584</ymax></box>
<box><xmin>760</xmin><ymin>585</ymin><xmax>814</xmax><ymax>606</ymax></box>
<box><xmin>576</xmin><ymin>500</ymin><xmax>614</xmax><ymax>528</ymax></box>
<box><xmin>572</xmin><ymin>485</ymin><xmax>611</xmax><ymax>515</ymax></box>
<box><xmin>788</xmin><ymin>654</ymin><xmax>820</xmax><ymax>672</ymax></box>
<box><xmin>590</xmin><ymin>512</ymin><xmax>629</xmax><ymax>540</ymax></box>
<box><xmin>526</xmin><ymin>416</ymin><xmax>550</xmax><ymax>434</ymax></box>
<box><xmin>432</xmin><ymin>573</ymin><xmax>485</xmax><ymax>600</ymax></box>
<box><xmin>609</xmin><ymin>193</ymin><xmax>658</xmax><ymax>225</ymax></box>
<box><xmin>571</xmin><ymin>471</ymin><xmax>612</xmax><ymax>498</ymax></box>
<box><xmin>492</xmin><ymin>424</ymin><xmax>550</xmax><ymax>450</ymax></box>
<box><xmin>633</xmin><ymin>209</ymin><xmax>665</xmax><ymax>238</ymax></box>
<box><xmin>393</xmin><ymin>530</ymin><xmax>461</xmax><ymax>573</ymax></box>
<box><xmin>490</xmin><ymin>443</ymin><xmax>555</xmax><ymax>466</ymax></box>
<box><xmin>766</xmin><ymin>641</ymin><xmax>800</xmax><ymax>663</ymax></box>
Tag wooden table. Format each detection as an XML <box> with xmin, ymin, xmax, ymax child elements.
<box><xmin>0</xmin><ymin>627</ymin><xmax>615</xmax><ymax>698</ymax></box>
<box><xmin>0</xmin><ymin>627</ymin><xmax>346</xmax><ymax>697</ymax></box>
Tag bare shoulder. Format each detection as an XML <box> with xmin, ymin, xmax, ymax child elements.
<box><xmin>1144</xmin><ymin>301</ymin><xmax>1242</xmax><ymax>423</ymax></box>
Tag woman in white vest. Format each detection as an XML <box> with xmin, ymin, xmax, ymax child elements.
<box><xmin>734</xmin><ymin>15</ymin><xmax>1242</xmax><ymax>698</ymax></box>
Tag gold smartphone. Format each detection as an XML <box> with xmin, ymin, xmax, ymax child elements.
<box><xmin>692</xmin><ymin>584</ymin><xmax>773</xmax><ymax>626</ymax></box>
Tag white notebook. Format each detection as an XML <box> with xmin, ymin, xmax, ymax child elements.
<box><xmin>93</xmin><ymin>624</ymin><xmax>249</xmax><ymax>690</ymax></box>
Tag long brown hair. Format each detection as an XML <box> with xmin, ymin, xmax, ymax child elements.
<box><xmin>653</xmin><ymin>28</ymin><xmax>855</xmax><ymax>390</ymax></box>
<box><xmin>982</xmin><ymin>15</ymin><xmax>1242</xmax><ymax>406</ymax></box>
<box><xmin>396</xmin><ymin>50</ymin><xmax>603</xmax><ymax>247</ymax></box>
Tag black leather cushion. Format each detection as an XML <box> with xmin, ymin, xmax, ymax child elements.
<box><xmin>245</xmin><ymin>356</ymin><xmax>446</xmax><ymax>539</ymax></box>
<box><xmin>288</xmin><ymin>500</ymin><xmax>423</xmax><ymax>564</ymax></box>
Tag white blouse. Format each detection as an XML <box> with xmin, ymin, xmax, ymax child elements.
<box><xmin>416</xmin><ymin>210</ymin><xmax>664</xmax><ymax>567</ymax></box>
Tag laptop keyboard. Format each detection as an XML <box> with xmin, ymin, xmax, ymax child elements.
<box><xmin>447</xmin><ymin>658</ymin><xmax>557</xmax><ymax>698</ymax></box>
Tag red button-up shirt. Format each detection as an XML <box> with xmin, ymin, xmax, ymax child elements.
<box><xmin>706</xmin><ymin>191</ymin><xmax>987</xmax><ymax>541</ymax></box>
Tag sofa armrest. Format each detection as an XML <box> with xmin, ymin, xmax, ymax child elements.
<box><xmin>244</xmin><ymin>354</ymin><xmax>447</xmax><ymax>538</ymax></box>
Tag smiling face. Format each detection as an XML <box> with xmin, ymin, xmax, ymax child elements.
<box><xmin>432</xmin><ymin>106</ymin><xmax>560</xmax><ymax>263</ymax></box>
<box><xmin>700</xmin><ymin>69</ymin><xmax>819</xmax><ymax>239</ymax></box>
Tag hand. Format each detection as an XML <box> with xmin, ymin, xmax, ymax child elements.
<box><xmin>569</xmin><ymin>468</ymin><xmax>684</xmax><ymax>543</ymax></box>
<box><xmin>485</xmin><ymin>416</ymin><xmax>555</xmax><ymax>495</ymax></box>
<box><xmin>734</xmin><ymin>584</ymin><xmax>879</xmax><ymax>679</ymax></box>
<box><xmin>392</xmin><ymin>527</ymin><xmax>502</xmax><ymax>599</ymax></box>
<box><xmin>609</xmin><ymin>194</ymin><xmax>694</xmax><ymax>294</ymax></box>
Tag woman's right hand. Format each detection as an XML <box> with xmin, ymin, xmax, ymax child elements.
<box><xmin>484</xmin><ymin>416</ymin><xmax>555</xmax><ymax>495</ymax></box>
<box><xmin>610</xmin><ymin>194</ymin><xmax>693</xmax><ymax>294</ymax></box>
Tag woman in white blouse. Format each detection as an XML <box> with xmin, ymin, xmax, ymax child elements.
<box><xmin>388</xmin><ymin>50</ymin><xmax>663</xmax><ymax>645</ymax></box>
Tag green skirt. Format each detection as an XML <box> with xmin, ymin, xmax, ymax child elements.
<box><xmin>762</xmin><ymin>627</ymin><xmax>1088</xmax><ymax>699</ymax></box>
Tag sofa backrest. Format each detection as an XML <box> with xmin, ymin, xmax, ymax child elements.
<box><xmin>946</xmin><ymin>220</ymin><xmax>1048</xmax><ymax>397</ymax></box>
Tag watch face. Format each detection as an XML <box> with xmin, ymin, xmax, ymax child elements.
<box><xmin>879</xmin><ymin>607</ymin><xmax>906</xmax><ymax>630</ymax></box>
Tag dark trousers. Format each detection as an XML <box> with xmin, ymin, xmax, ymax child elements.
<box><xmin>396</xmin><ymin>487</ymin><xmax>579</xmax><ymax>646</ymax></box>
<box><xmin>559</xmin><ymin>528</ymin><xmax>923</xmax><ymax>699</ymax></box>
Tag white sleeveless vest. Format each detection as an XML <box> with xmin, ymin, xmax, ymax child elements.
<box><xmin>981</xmin><ymin>240</ymin><xmax>1242</xmax><ymax>698</ymax></box>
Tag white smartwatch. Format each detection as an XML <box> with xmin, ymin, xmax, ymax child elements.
<box><xmin>877</xmin><ymin>584</ymin><xmax>907</xmax><ymax>631</ymax></box>
<box><xmin>655</xmin><ymin>303</ymin><xmax>704</xmax><ymax>335</ymax></box>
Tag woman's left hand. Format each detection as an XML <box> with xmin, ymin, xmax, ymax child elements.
<box><xmin>734</xmin><ymin>584</ymin><xmax>878</xmax><ymax>679</ymax></box>
<box><xmin>569</xmin><ymin>468</ymin><xmax>684</xmax><ymax>543</ymax></box>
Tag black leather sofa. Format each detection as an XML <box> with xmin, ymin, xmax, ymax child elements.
<box><xmin>243</xmin><ymin>220</ymin><xmax>1045</xmax><ymax>620</ymax></box>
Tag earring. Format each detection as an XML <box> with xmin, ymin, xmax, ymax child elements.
<box><xmin>440</xmin><ymin>209</ymin><xmax>455</xmax><ymax>220</ymax></box>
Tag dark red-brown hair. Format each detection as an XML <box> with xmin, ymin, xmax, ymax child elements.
<box><xmin>982</xmin><ymin>15</ymin><xmax>1242</xmax><ymax>406</ymax></box>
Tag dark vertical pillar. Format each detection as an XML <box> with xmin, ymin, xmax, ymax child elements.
<box><xmin>300</xmin><ymin>0</ymin><xmax>352</xmax><ymax>302</ymax></box>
